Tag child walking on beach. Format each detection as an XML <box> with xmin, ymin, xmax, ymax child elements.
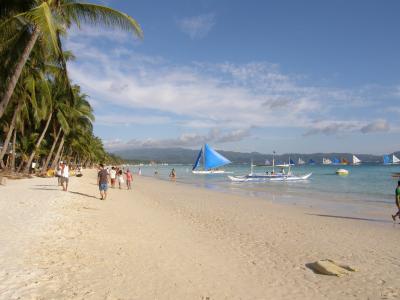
<box><xmin>392</xmin><ymin>181</ymin><xmax>400</xmax><ymax>221</ymax></box>
<box><xmin>117</xmin><ymin>169</ymin><xmax>124</xmax><ymax>189</ymax></box>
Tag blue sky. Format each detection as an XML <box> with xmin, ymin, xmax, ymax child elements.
<box><xmin>65</xmin><ymin>0</ymin><xmax>400</xmax><ymax>154</ymax></box>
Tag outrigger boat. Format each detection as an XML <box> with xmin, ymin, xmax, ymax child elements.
<box><xmin>228</xmin><ymin>154</ymin><xmax>312</xmax><ymax>182</ymax></box>
<box><xmin>192</xmin><ymin>144</ymin><xmax>232</xmax><ymax>174</ymax></box>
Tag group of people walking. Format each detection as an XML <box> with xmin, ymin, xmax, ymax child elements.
<box><xmin>97</xmin><ymin>164</ymin><xmax>134</xmax><ymax>200</ymax></box>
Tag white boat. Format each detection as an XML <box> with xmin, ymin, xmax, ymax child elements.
<box><xmin>336</xmin><ymin>168</ymin><xmax>349</xmax><ymax>176</ymax></box>
<box><xmin>322</xmin><ymin>158</ymin><xmax>332</xmax><ymax>165</ymax></box>
<box><xmin>192</xmin><ymin>144</ymin><xmax>231</xmax><ymax>174</ymax></box>
<box><xmin>228</xmin><ymin>172</ymin><xmax>312</xmax><ymax>182</ymax></box>
<box><xmin>393</xmin><ymin>154</ymin><xmax>400</xmax><ymax>165</ymax></box>
<box><xmin>228</xmin><ymin>153</ymin><xmax>311</xmax><ymax>182</ymax></box>
<box><xmin>298</xmin><ymin>158</ymin><xmax>305</xmax><ymax>165</ymax></box>
<box><xmin>352</xmin><ymin>155</ymin><xmax>361</xmax><ymax>165</ymax></box>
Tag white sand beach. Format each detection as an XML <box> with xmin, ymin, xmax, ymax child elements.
<box><xmin>0</xmin><ymin>169</ymin><xmax>399</xmax><ymax>299</ymax></box>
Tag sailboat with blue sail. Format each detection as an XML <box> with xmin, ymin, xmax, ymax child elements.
<box><xmin>192</xmin><ymin>144</ymin><xmax>232</xmax><ymax>174</ymax></box>
<box><xmin>383</xmin><ymin>154</ymin><xmax>400</xmax><ymax>165</ymax></box>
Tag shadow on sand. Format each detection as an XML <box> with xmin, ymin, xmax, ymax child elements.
<box><xmin>306</xmin><ymin>213</ymin><xmax>392</xmax><ymax>224</ymax></box>
<box><xmin>68</xmin><ymin>191</ymin><xmax>99</xmax><ymax>200</ymax></box>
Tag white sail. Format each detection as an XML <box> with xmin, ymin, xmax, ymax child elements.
<box><xmin>393</xmin><ymin>154</ymin><xmax>400</xmax><ymax>164</ymax></box>
<box><xmin>322</xmin><ymin>158</ymin><xmax>332</xmax><ymax>165</ymax></box>
<box><xmin>352</xmin><ymin>155</ymin><xmax>361</xmax><ymax>165</ymax></box>
<box><xmin>298</xmin><ymin>158</ymin><xmax>305</xmax><ymax>165</ymax></box>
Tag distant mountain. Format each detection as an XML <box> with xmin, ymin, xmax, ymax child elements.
<box><xmin>112</xmin><ymin>147</ymin><xmax>397</xmax><ymax>164</ymax></box>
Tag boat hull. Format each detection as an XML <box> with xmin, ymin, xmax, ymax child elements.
<box><xmin>336</xmin><ymin>169</ymin><xmax>349</xmax><ymax>176</ymax></box>
<box><xmin>192</xmin><ymin>170</ymin><xmax>231</xmax><ymax>174</ymax></box>
<box><xmin>228</xmin><ymin>173</ymin><xmax>312</xmax><ymax>182</ymax></box>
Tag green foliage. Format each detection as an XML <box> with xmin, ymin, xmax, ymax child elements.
<box><xmin>0</xmin><ymin>0</ymin><xmax>142</xmax><ymax>171</ymax></box>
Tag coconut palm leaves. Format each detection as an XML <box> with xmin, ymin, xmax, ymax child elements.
<box><xmin>0</xmin><ymin>0</ymin><xmax>142</xmax><ymax>117</ymax></box>
<box><xmin>0</xmin><ymin>1</ymin><xmax>139</xmax><ymax>171</ymax></box>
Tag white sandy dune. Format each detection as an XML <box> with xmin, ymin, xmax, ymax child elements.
<box><xmin>0</xmin><ymin>169</ymin><xmax>399</xmax><ymax>299</ymax></box>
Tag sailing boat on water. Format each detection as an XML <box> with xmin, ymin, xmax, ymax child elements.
<box><xmin>322</xmin><ymin>158</ymin><xmax>332</xmax><ymax>165</ymax></box>
<box><xmin>383</xmin><ymin>154</ymin><xmax>400</xmax><ymax>165</ymax></box>
<box><xmin>298</xmin><ymin>158</ymin><xmax>305</xmax><ymax>165</ymax></box>
<box><xmin>352</xmin><ymin>155</ymin><xmax>361</xmax><ymax>165</ymax></box>
<box><xmin>192</xmin><ymin>144</ymin><xmax>232</xmax><ymax>174</ymax></box>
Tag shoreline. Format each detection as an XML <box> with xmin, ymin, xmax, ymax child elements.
<box><xmin>139</xmin><ymin>170</ymin><xmax>396</xmax><ymax>223</ymax></box>
<box><xmin>0</xmin><ymin>169</ymin><xmax>399</xmax><ymax>299</ymax></box>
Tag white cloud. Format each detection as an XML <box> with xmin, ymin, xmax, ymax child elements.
<box><xmin>64</xmin><ymin>32</ymin><xmax>398</xmax><ymax>147</ymax></box>
<box><xmin>360</xmin><ymin>119</ymin><xmax>390</xmax><ymax>134</ymax></box>
<box><xmin>304</xmin><ymin>119</ymin><xmax>391</xmax><ymax>136</ymax></box>
<box><xmin>103</xmin><ymin>128</ymin><xmax>252</xmax><ymax>150</ymax></box>
<box><xmin>95</xmin><ymin>114</ymin><xmax>172</xmax><ymax>126</ymax></box>
<box><xmin>177</xmin><ymin>13</ymin><xmax>216</xmax><ymax>39</ymax></box>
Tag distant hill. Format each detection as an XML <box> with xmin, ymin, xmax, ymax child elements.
<box><xmin>113</xmin><ymin>147</ymin><xmax>399</xmax><ymax>164</ymax></box>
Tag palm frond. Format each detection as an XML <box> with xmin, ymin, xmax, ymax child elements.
<box><xmin>61</xmin><ymin>3</ymin><xmax>143</xmax><ymax>38</ymax></box>
<box><xmin>20</xmin><ymin>2</ymin><xmax>61</xmax><ymax>54</ymax></box>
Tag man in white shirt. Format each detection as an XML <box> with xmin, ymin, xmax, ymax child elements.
<box><xmin>109</xmin><ymin>167</ymin><xmax>117</xmax><ymax>188</ymax></box>
<box><xmin>61</xmin><ymin>163</ymin><xmax>69</xmax><ymax>191</ymax></box>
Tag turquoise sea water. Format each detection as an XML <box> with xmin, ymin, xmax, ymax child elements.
<box><xmin>128</xmin><ymin>163</ymin><xmax>400</xmax><ymax>216</ymax></box>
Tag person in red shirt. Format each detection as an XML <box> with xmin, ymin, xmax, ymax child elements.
<box><xmin>125</xmin><ymin>169</ymin><xmax>133</xmax><ymax>190</ymax></box>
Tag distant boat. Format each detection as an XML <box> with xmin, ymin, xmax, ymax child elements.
<box><xmin>332</xmin><ymin>157</ymin><xmax>340</xmax><ymax>165</ymax></box>
<box><xmin>336</xmin><ymin>168</ymin><xmax>349</xmax><ymax>176</ymax></box>
<box><xmin>352</xmin><ymin>155</ymin><xmax>361</xmax><ymax>165</ymax></box>
<box><xmin>383</xmin><ymin>154</ymin><xmax>400</xmax><ymax>165</ymax></box>
<box><xmin>298</xmin><ymin>158</ymin><xmax>305</xmax><ymax>165</ymax></box>
<box><xmin>308</xmin><ymin>159</ymin><xmax>316</xmax><ymax>165</ymax></box>
<box><xmin>192</xmin><ymin>144</ymin><xmax>231</xmax><ymax>174</ymax></box>
<box><xmin>340</xmin><ymin>158</ymin><xmax>349</xmax><ymax>165</ymax></box>
<box><xmin>276</xmin><ymin>158</ymin><xmax>295</xmax><ymax>167</ymax></box>
<box><xmin>322</xmin><ymin>158</ymin><xmax>332</xmax><ymax>165</ymax></box>
<box><xmin>265</xmin><ymin>159</ymin><xmax>271</xmax><ymax>165</ymax></box>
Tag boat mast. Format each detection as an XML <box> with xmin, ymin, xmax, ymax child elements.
<box><xmin>272</xmin><ymin>150</ymin><xmax>275</xmax><ymax>173</ymax></box>
<box><xmin>202</xmin><ymin>144</ymin><xmax>205</xmax><ymax>170</ymax></box>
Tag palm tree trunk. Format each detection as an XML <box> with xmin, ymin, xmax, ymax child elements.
<box><xmin>0</xmin><ymin>27</ymin><xmax>40</xmax><ymax>118</ymax></box>
<box><xmin>41</xmin><ymin>127</ymin><xmax>62</xmax><ymax>173</ymax></box>
<box><xmin>0</xmin><ymin>103</ymin><xmax>21</xmax><ymax>168</ymax></box>
<box><xmin>24</xmin><ymin>111</ymin><xmax>52</xmax><ymax>173</ymax></box>
<box><xmin>17</xmin><ymin>158</ymin><xmax>25</xmax><ymax>173</ymax></box>
<box><xmin>51</xmin><ymin>134</ymin><xmax>64</xmax><ymax>169</ymax></box>
<box><xmin>10</xmin><ymin>129</ymin><xmax>16</xmax><ymax>172</ymax></box>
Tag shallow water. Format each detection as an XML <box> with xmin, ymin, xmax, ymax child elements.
<box><xmin>128</xmin><ymin>164</ymin><xmax>400</xmax><ymax>216</ymax></box>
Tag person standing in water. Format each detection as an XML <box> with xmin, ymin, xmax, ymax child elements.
<box><xmin>392</xmin><ymin>181</ymin><xmax>400</xmax><ymax>221</ymax></box>
<box><xmin>169</xmin><ymin>168</ymin><xmax>176</xmax><ymax>179</ymax></box>
<box><xmin>98</xmin><ymin>164</ymin><xmax>109</xmax><ymax>200</ymax></box>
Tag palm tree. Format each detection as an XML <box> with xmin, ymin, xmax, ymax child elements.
<box><xmin>0</xmin><ymin>0</ymin><xmax>142</xmax><ymax>118</ymax></box>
